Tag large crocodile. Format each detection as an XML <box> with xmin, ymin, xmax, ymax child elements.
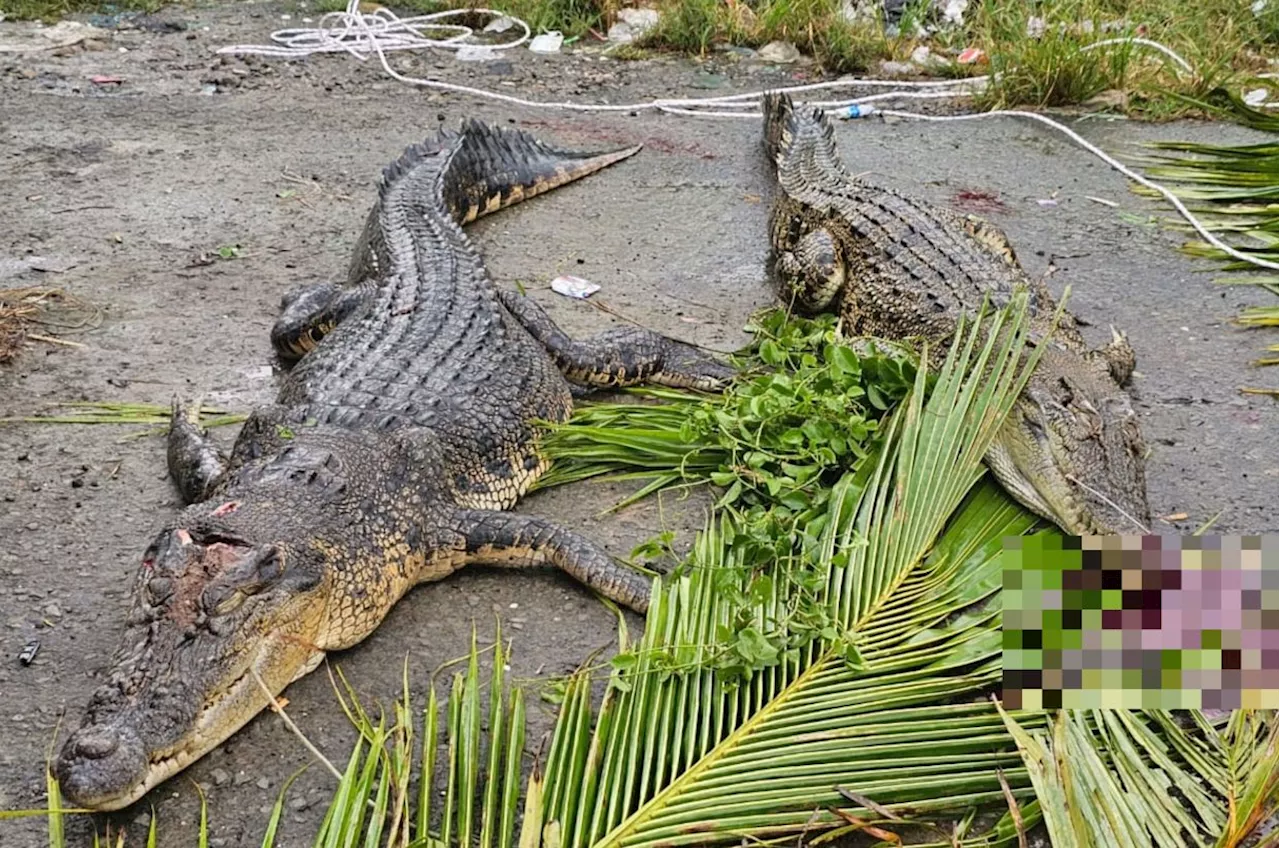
<box><xmin>763</xmin><ymin>92</ymin><xmax>1150</xmax><ymax>535</ymax></box>
<box><xmin>55</xmin><ymin>120</ymin><xmax>731</xmax><ymax>811</ymax></box>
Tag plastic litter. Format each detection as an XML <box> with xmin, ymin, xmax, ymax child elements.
<box><xmin>528</xmin><ymin>31</ymin><xmax>563</xmax><ymax>54</ymax></box>
<box><xmin>551</xmin><ymin>275</ymin><xmax>601</xmax><ymax>299</ymax></box>
<box><xmin>940</xmin><ymin>0</ymin><xmax>968</xmax><ymax>27</ymax></box>
<box><xmin>607</xmin><ymin>8</ymin><xmax>659</xmax><ymax>43</ymax></box>
<box><xmin>456</xmin><ymin>45</ymin><xmax>498</xmax><ymax>62</ymax></box>
<box><xmin>483</xmin><ymin>15</ymin><xmax>516</xmax><ymax>33</ymax></box>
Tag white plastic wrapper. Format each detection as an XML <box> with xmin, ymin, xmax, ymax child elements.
<box><xmin>550</xmin><ymin>275</ymin><xmax>601</xmax><ymax>299</ymax></box>
<box><xmin>528</xmin><ymin>32</ymin><xmax>564</xmax><ymax>54</ymax></box>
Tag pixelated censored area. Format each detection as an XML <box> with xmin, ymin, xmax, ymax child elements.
<box><xmin>1002</xmin><ymin>535</ymin><xmax>1278</xmax><ymax>710</ymax></box>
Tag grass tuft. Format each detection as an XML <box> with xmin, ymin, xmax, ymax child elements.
<box><xmin>0</xmin><ymin>0</ymin><xmax>160</xmax><ymax>22</ymax></box>
<box><xmin>0</xmin><ymin>401</ymin><xmax>247</xmax><ymax>437</ymax></box>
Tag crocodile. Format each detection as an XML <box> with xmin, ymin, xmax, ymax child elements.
<box><xmin>762</xmin><ymin>92</ymin><xmax>1150</xmax><ymax>535</ymax></box>
<box><xmin>55</xmin><ymin>119</ymin><xmax>732</xmax><ymax>812</ymax></box>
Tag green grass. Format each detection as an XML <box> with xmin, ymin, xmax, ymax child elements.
<box><xmin>0</xmin><ymin>401</ymin><xmax>247</xmax><ymax>438</ymax></box>
<box><xmin>7</xmin><ymin>0</ymin><xmax>1274</xmax><ymax>118</ymax></box>
<box><xmin>1</xmin><ymin>0</ymin><xmax>160</xmax><ymax>20</ymax></box>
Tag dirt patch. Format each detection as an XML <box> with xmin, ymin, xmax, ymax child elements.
<box><xmin>0</xmin><ymin>3</ymin><xmax>1275</xmax><ymax>845</ymax></box>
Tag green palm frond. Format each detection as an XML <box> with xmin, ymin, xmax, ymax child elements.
<box><xmin>1133</xmin><ymin>87</ymin><xmax>1278</xmax><ymax>366</ymax></box>
<box><xmin>998</xmin><ymin>708</ymin><xmax>1278</xmax><ymax>848</ymax></box>
<box><xmin>524</xmin><ymin>294</ymin><xmax>1053</xmax><ymax>847</ymax></box>
<box><xmin>31</xmin><ymin>295</ymin><xmax>1274</xmax><ymax>847</ymax></box>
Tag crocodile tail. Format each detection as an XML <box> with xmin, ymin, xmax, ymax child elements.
<box><xmin>445</xmin><ymin>119</ymin><xmax>642</xmax><ymax>224</ymax></box>
<box><xmin>762</xmin><ymin>91</ymin><xmax>794</xmax><ymax>168</ymax></box>
<box><xmin>763</xmin><ymin>91</ymin><xmax>848</xmax><ymax>179</ymax></box>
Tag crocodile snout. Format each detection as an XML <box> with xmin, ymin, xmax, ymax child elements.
<box><xmin>55</xmin><ymin>724</ymin><xmax>149</xmax><ymax>811</ymax></box>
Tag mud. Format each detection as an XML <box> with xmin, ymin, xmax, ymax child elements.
<box><xmin>0</xmin><ymin>3</ymin><xmax>1276</xmax><ymax>845</ymax></box>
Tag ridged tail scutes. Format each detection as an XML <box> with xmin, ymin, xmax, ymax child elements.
<box><xmin>374</xmin><ymin>120</ymin><xmax>641</xmax><ymax>229</ymax></box>
<box><xmin>450</xmin><ymin>119</ymin><xmax>642</xmax><ymax>223</ymax></box>
<box><xmin>762</xmin><ymin>91</ymin><xmax>795</xmax><ymax>165</ymax></box>
<box><xmin>762</xmin><ymin>91</ymin><xmax>845</xmax><ymax>178</ymax></box>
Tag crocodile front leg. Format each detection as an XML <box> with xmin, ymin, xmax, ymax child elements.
<box><xmin>451</xmin><ymin>508</ymin><xmax>653</xmax><ymax>612</ymax></box>
<box><xmin>497</xmin><ymin>289</ymin><xmax>735</xmax><ymax>393</ymax></box>
<box><xmin>166</xmin><ymin>400</ymin><xmax>227</xmax><ymax>504</ymax></box>
<box><xmin>270</xmin><ymin>282</ymin><xmax>375</xmax><ymax>362</ymax></box>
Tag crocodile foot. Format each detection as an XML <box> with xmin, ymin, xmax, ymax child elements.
<box><xmin>454</xmin><ymin>508</ymin><xmax>653</xmax><ymax>612</ymax></box>
<box><xmin>167</xmin><ymin>398</ymin><xmax>228</xmax><ymax>505</ymax></box>
<box><xmin>497</xmin><ymin>288</ymin><xmax>736</xmax><ymax>392</ymax></box>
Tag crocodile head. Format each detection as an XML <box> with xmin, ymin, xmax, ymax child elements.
<box><xmin>55</xmin><ymin>504</ymin><xmax>329</xmax><ymax>811</ymax></box>
<box><xmin>987</xmin><ymin>343</ymin><xmax>1151</xmax><ymax>535</ymax></box>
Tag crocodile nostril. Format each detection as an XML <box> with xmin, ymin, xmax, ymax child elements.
<box><xmin>74</xmin><ymin>731</ymin><xmax>120</xmax><ymax>760</ymax></box>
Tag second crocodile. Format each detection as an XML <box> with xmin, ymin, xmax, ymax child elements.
<box><xmin>55</xmin><ymin>119</ymin><xmax>732</xmax><ymax>811</ymax></box>
<box><xmin>763</xmin><ymin>92</ymin><xmax>1150</xmax><ymax>535</ymax></box>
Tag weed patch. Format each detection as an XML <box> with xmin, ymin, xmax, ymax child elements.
<box><xmin>1</xmin><ymin>0</ymin><xmax>159</xmax><ymax>21</ymax></box>
<box><xmin>6</xmin><ymin>0</ymin><xmax>1274</xmax><ymax>116</ymax></box>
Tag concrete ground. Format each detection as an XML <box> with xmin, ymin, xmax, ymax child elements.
<box><xmin>0</xmin><ymin>2</ymin><xmax>1275</xmax><ymax>845</ymax></box>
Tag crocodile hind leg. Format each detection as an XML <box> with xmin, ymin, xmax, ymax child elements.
<box><xmin>270</xmin><ymin>282</ymin><xmax>374</xmax><ymax>362</ymax></box>
<box><xmin>497</xmin><ymin>289</ymin><xmax>735</xmax><ymax>393</ymax></box>
<box><xmin>451</xmin><ymin>508</ymin><xmax>653</xmax><ymax>612</ymax></box>
<box><xmin>167</xmin><ymin>400</ymin><xmax>227</xmax><ymax>504</ymax></box>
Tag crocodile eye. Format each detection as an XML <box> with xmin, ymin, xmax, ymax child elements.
<box><xmin>210</xmin><ymin>588</ymin><xmax>249</xmax><ymax>616</ymax></box>
<box><xmin>1075</xmin><ymin>407</ymin><xmax>1101</xmax><ymax>437</ymax></box>
<box><xmin>1022</xmin><ymin>410</ymin><xmax>1046</xmax><ymax>439</ymax></box>
<box><xmin>146</xmin><ymin>577</ymin><xmax>173</xmax><ymax>604</ymax></box>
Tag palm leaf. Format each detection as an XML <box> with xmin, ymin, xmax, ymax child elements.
<box><xmin>997</xmin><ymin>708</ymin><xmax>1279</xmax><ymax>848</ymax></box>
<box><xmin>526</xmin><ymin>294</ymin><xmax>1056</xmax><ymax>847</ymax></box>
<box><xmin>1134</xmin><ymin>100</ymin><xmax>1278</xmax><ymax>364</ymax></box>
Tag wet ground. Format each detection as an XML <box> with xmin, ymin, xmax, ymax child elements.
<box><xmin>0</xmin><ymin>2</ymin><xmax>1276</xmax><ymax>845</ymax></box>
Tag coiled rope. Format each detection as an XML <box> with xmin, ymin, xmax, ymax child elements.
<box><xmin>218</xmin><ymin>1</ymin><xmax>1277</xmax><ymax>271</ymax></box>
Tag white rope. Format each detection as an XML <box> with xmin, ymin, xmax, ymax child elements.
<box><xmin>218</xmin><ymin>7</ymin><xmax>1276</xmax><ymax>271</ymax></box>
<box><xmin>217</xmin><ymin>0</ymin><xmax>982</xmax><ymax>113</ymax></box>
<box><xmin>1079</xmin><ymin>37</ymin><xmax>1195</xmax><ymax>74</ymax></box>
<box><xmin>220</xmin><ymin>4</ymin><xmax>531</xmax><ymax>59</ymax></box>
<box><xmin>872</xmin><ymin>108</ymin><xmax>1280</xmax><ymax>272</ymax></box>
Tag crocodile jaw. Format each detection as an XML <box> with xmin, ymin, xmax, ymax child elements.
<box><xmin>990</xmin><ymin>381</ymin><xmax>1150</xmax><ymax>535</ymax></box>
<box><xmin>56</xmin><ymin>521</ymin><xmax>328</xmax><ymax>811</ymax></box>
<box><xmin>57</xmin><ymin>629</ymin><xmax>324</xmax><ymax>811</ymax></box>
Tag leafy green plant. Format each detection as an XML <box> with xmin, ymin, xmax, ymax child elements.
<box><xmin>538</xmin><ymin>309</ymin><xmax>916</xmax><ymax>510</ymax></box>
<box><xmin>538</xmin><ymin>310</ymin><xmax>921</xmax><ymax>673</ymax></box>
